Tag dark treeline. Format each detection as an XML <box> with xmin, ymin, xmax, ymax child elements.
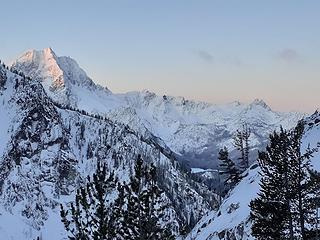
<box><xmin>60</xmin><ymin>155</ymin><xmax>175</xmax><ymax>240</ymax></box>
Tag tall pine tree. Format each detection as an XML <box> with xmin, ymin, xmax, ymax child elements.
<box><xmin>287</xmin><ymin>121</ymin><xmax>320</xmax><ymax>239</ymax></box>
<box><xmin>250</xmin><ymin>128</ymin><xmax>293</xmax><ymax>239</ymax></box>
<box><xmin>250</xmin><ymin>122</ymin><xmax>320</xmax><ymax>240</ymax></box>
<box><xmin>233</xmin><ymin>123</ymin><xmax>251</xmax><ymax>171</ymax></box>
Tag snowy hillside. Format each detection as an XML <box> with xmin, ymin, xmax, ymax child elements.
<box><xmin>186</xmin><ymin>112</ymin><xmax>320</xmax><ymax>240</ymax></box>
<box><xmin>0</xmin><ymin>63</ymin><xmax>216</xmax><ymax>239</ymax></box>
<box><xmin>12</xmin><ymin>48</ymin><xmax>305</xmax><ymax>169</ymax></box>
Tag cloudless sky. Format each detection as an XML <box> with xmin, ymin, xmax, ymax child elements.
<box><xmin>1</xmin><ymin>0</ymin><xmax>320</xmax><ymax>112</ymax></box>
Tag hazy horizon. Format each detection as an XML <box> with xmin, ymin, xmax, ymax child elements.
<box><xmin>1</xmin><ymin>0</ymin><xmax>319</xmax><ymax>112</ymax></box>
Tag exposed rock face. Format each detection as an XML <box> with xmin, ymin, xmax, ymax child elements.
<box><xmin>0</xmin><ymin>65</ymin><xmax>6</xmax><ymax>90</ymax></box>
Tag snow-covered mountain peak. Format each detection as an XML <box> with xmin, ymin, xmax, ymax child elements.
<box><xmin>12</xmin><ymin>48</ymin><xmax>111</xmax><ymax>106</ymax></box>
<box><xmin>249</xmin><ymin>98</ymin><xmax>271</xmax><ymax>111</ymax></box>
<box><xmin>17</xmin><ymin>47</ymin><xmax>56</xmax><ymax>62</ymax></box>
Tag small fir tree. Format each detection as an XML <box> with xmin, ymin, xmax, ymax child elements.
<box><xmin>218</xmin><ymin>147</ymin><xmax>241</xmax><ymax>187</ymax></box>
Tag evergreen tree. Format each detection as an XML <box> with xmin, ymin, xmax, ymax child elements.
<box><xmin>218</xmin><ymin>147</ymin><xmax>241</xmax><ymax>187</ymax></box>
<box><xmin>287</xmin><ymin>121</ymin><xmax>320</xmax><ymax>239</ymax></box>
<box><xmin>233</xmin><ymin>123</ymin><xmax>251</xmax><ymax>170</ymax></box>
<box><xmin>250</xmin><ymin>128</ymin><xmax>293</xmax><ymax>239</ymax></box>
<box><xmin>60</xmin><ymin>161</ymin><xmax>117</xmax><ymax>240</ymax></box>
<box><xmin>250</xmin><ymin>122</ymin><xmax>320</xmax><ymax>240</ymax></box>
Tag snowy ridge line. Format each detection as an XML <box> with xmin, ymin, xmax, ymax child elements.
<box><xmin>52</xmin><ymin>99</ymin><xmax>183</xmax><ymax>167</ymax></box>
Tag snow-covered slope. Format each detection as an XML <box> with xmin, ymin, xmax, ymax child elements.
<box><xmin>12</xmin><ymin>48</ymin><xmax>305</xmax><ymax>169</ymax></box>
<box><xmin>0</xmin><ymin>63</ymin><xmax>215</xmax><ymax>239</ymax></box>
<box><xmin>186</xmin><ymin>112</ymin><xmax>320</xmax><ymax>240</ymax></box>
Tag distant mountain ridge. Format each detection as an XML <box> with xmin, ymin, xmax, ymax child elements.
<box><xmin>12</xmin><ymin>48</ymin><xmax>306</xmax><ymax>169</ymax></box>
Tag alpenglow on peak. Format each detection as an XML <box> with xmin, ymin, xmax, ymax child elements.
<box><xmin>12</xmin><ymin>48</ymin><xmax>111</xmax><ymax>106</ymax></box>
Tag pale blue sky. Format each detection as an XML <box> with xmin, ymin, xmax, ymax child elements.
<box><xmin>1</xmin><ymin>0</ymin><xmax>319</xmax><ymax>112</ymax></box>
